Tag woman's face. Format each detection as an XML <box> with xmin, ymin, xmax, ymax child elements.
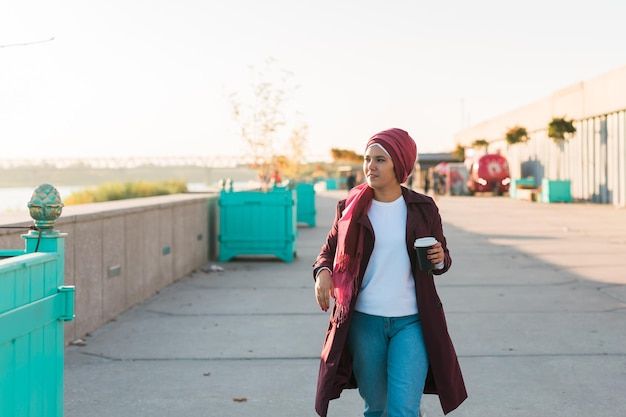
<box><xmin>363</xmin><ymin>144</ymin><xmax>399</xmax><ymax>191</ymax></box>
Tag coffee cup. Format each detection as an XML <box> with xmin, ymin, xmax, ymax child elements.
<box><xmin>414</xmin><ymin>237</ymin><xmax>438</xmax><ymax>272</ymax></box>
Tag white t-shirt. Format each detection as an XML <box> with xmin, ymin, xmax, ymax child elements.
<box><xmin>354</xmin><ymin>195</ymin><xmax>418</xmax><ymax>317</ymax></box>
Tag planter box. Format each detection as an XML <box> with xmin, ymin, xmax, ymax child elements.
<box><xmin>540</xmin><ymin>179</ymin><xmax>572</xmax><ymax>203</ymax></box>
<box><xmin>218</xmin><ymin>188</ymin><xmax>297</xmax><ymax>262</ymax></box>
<box><xmin>295</xmin><ymin>183</ymin><xmax>316</xmax><ymax>227</ymax></box>
<box><xmin>510</xmin><ymin>177</ymin><xmax>537</xmax><ymax>200</ymax></box>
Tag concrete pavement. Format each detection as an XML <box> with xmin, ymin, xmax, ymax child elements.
<box><xmin>64</xmin><ymin>190</ymin><xmax>626</xmax><ymax>417</ymax></box>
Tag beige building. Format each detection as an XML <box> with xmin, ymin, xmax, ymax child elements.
<box><xmin>454</xmin><ymin>64</ymin><xmax>626</xmax><ymax>207</ymax></box>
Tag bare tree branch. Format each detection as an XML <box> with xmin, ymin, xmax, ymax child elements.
<box><xmin>0</xmin><ymin>37</ymin><xmax>55</xmax><ymax>49</ymax></box>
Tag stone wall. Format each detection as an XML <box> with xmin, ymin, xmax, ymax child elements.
<box><xmin>0</xmin><ymin>192</ymin><xmax>220</xmax><ymax>345</ymax></box>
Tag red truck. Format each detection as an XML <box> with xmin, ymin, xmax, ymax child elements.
<box><xmin>467</xmin><ymin>153</ymin><xmax>511</xmax><ymax>195</ymax></box>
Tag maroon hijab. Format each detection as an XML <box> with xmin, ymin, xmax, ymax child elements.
<box><xmin>332</xmin><ymin>128</ymin><xmax>417</xmax><ymax>324</ymax></box>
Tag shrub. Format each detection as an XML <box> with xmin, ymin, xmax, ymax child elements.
<box><xmin>64</xmin><ymin>180</ymin><xmax>188</xmax><ymax>205</ymax></box>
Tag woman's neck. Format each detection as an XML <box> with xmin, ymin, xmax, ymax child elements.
<box><xmin>373</xmin><ymin>185</ymin><xmax>402</xmax><ymax>202</ymax></box>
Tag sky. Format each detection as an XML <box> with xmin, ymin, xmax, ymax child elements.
<box><xmin>2</xmin><ymin>0</ymin><xmax>626</xmax><ymax>165</ymax></box>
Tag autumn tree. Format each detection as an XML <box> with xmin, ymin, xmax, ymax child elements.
<box><xmin>282</xmin><ymin>122</ymin><xmax>309</xmax><ymax>179</ymax></box>
<box><xmin>229</xmin><ymin>58</ymin><xmax>307</xmax><ymax>186</ymax></box>
<box><xmin>451</xmin><ymin>143</ymin><xmax>465</xmax><ymax>161</ymax></box>
<box><xmin>330</xmin><ymin>148</ymin><xmax>362</xmax><ymax>163</ymax></box>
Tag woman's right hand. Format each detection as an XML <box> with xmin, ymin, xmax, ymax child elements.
<box><xmin>314</xmin><ymin>269</ymin><xmax>335</xmax><ymax>312</ymax></box>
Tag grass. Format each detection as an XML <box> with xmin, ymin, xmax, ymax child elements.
<box><xmin>64</xmin><ymin>180</ymin><xmax>188</xmax><ymax>205</ymax></box>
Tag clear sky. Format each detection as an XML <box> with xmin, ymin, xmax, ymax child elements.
<box><xmin>2</xmin><ymin>0</ymin><xmax>625</xmax><ymax>164</ymax></box>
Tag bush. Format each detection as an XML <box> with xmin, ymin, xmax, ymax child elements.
<box><xmin>64</xmin><ymin>180</ymin><xmax>188</xmax><ymax>205</ymax></box>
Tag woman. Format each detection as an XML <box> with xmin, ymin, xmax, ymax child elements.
<box><xmin>312</xmin><ymin>128</ymin><xmax>467</xmax><ymax>417</ymax></box>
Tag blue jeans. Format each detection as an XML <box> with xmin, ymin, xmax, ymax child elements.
<box><xmin>347</xmin><ymin>311</ymin><xmax>429</xmax><ymax>417</ymax></box>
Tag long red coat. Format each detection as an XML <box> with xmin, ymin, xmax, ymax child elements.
<box><xmin>312</xmin><ymin>187</ymin><xmax>467</xmax><ymax>416</ymax></box>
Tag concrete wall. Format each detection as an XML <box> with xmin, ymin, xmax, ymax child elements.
<box><xmin>0</xmin><ymin>192</ymin><xmax>220</xmax><ymax>345</ymax></box>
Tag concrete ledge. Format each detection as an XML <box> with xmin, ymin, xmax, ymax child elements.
<box><xmin>0</xmin><ymin>193</ymin><xmax>220</xmax><ymax>345</ymax></box>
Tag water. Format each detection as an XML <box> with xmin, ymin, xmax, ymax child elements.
<box><xmin>0</xmin><ymin>186</ymin><xmax>86</xmax><ymax>213</ymax></box>
<box><xmin>0</xmin><ymin>181</ymin><xmax>259</xmax><ymax>213</ymax></box>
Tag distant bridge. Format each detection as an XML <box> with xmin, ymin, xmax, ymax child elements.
<box><xmin>0</xmin><ymin>155</ymin><xmax>246</xmax><ymax>169</ymax></box>
<box><xmin>0</xmin><ymin>153</ymin><xmax>332</xmax><ymax>169</ymax></box>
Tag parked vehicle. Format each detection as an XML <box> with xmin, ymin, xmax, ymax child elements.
<box><xmin>432</xmin><ymin>162</ymin><xmax>470</xmax><ymax>196</ymax></box>
<box><xmin>467</xmin><ymin>153</ymin><xmax>511</xmax><ymax>195</ymax></box>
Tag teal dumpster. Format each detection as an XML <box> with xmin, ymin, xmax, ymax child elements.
<box><xmin>509</xmin><ymin>177</ymin><xmax>535</xmax><ymax>199</ymax></box>
<box><xmin>540</xmin><ymin>179</ymin><xmax>572</xmax><ymax>203</ymax></box>
<box><xmin>325</xmin><ymin>178</ymin><xmax>338</xmax><ymax>190</ymax></box>
<box><xmin>295</xmin><ymin>183</ymin><xmax>316</xmax><ymax>227</ymax></box>
<box><xmin>218</xmin><ymin>188</ymin><xmax>297</xmax><ymax>262</ymax></box>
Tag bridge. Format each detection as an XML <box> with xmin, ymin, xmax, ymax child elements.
<box><xmin>0</xmin><ymin>155</ymin><xmax>245</xmax><ymax>169</ymax></box>
<box><xmin>0</xmin><ymin>152</ymin><xmax>333</xmax><ymax>170</ymax></box>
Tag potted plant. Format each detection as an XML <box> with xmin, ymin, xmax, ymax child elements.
<box><xmin>541</xmin><ymin>117</ymin><xmax>576</xmax><ymax>203</ymax></box>
<box><xmin>505</xmin><ymin>126</ymin><xmax>529</xmax><ymax>145</ymax></box>
<box><xmin>505</xmin><ymin>125</ymin><xmax>534</xmax><ymax>198</ymax></box>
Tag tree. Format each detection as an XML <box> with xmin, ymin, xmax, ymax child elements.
<box><xmin>0</xmin><ymin>37</ymin><xmax>55</xmax><ymax>48</ymax></box>
<box><xmin>229</xmin><ymin>58</ymin><xmax>306</xmax><ymax>187</ymax></box>
<box><xmin>472</xmin><ymin>139</ymin><xmax>489</xmax><ymax>150</ymax></box>
<box><xmin>330</xmin><ymin>148</ymin><xmax>363</xmax><ymax>163</ymax></box>
<box><xmin>283</xmin><ymin>122</ymin><xmax>309</xmax><ymax>179</ymax></box>
<box><xmin>548</xmin><ymin>117</ymin><xmax>576</xmax><ymax>142</ymax></box>
<box><xmin>505</xmin><ymin>126</ymin><xmax>529</xmax><ymax>145</ymax></box>
<box><xmin>548</xmin><ymin>117</ymin><xmax>576</xmax><ymax>180</ymax></box>
<box><xmin>451</xmin><ymin>143</ymin><xmax>465</xmax><ymax>161</ymax></box>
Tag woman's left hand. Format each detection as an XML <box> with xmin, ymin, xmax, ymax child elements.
<box><xmin>427</xmin><ymin>242</ymin><xmax>444</xmax><ymax>265</ymax></box>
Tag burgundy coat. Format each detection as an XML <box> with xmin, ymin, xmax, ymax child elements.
<box><xmin>312</xmin><ymin>187</ymin><xmax>467</xmax><ymax>416</ymax></box>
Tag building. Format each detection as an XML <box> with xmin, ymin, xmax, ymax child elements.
<box><xmin>454</xmin><ymin>64</ymin><xmax>626</xmax><ymax>207</ymax></box>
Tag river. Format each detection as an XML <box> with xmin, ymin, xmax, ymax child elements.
<box><xmin>0</xmin><ymin>181</ymin><xmax>259</xmax><ymax>213</ymax></box>
<box><xmin>0</xmin><ymin>186</ymin><xmax>87</xmax><ymax>213</ymax></box>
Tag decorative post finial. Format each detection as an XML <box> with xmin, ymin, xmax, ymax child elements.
<box><xmin>27</xmin><ymin>184</ymin><xmax>64</xmax><ymax>230</ymax></box>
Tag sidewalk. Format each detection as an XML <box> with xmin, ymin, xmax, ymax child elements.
<box><xmin>64</xmin><ymin>191</ymin><xmax>626</xmax><ymax>417</ymax></box>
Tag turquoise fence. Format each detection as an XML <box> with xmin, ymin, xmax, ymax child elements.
<box><xmin>0</xmin><ymin>184</ymin><xmax>75</xmax><ymax>417</ymax></box>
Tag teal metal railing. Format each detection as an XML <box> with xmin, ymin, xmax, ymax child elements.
<box><xmin>0</xmin><ymin>184</ymin><xmax>75</xmax><ymax>417</ymax></box>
